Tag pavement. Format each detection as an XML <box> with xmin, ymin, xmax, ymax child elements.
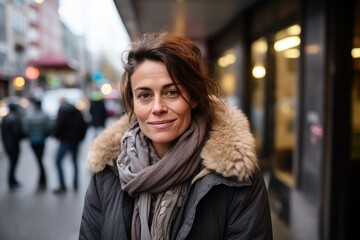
<box><xmin>0</xmin><ymin>120</ymin><xmax>291</xmax><ymax>240</ymax></box>
<box><xmin>0</xmin><ymin>124</ymin><xmax>98</xmax><ymax>240</ymax></box>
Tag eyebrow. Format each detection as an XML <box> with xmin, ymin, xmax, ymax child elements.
<box><xmin>133</xmin><ymin>83</ymin><xmax>176</xmax><ymax>92</ymax></box>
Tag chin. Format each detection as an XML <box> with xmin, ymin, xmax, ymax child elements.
<box><xmin>146</xmin><ymin>132</ymin><xmax>180</xmax><ymax>144</ymax></box>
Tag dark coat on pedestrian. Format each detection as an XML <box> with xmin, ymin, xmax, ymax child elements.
<box><xmin>53</xmin><ymin>102</ymin><xmax>87</xmax><ymax>144</ymax></box>
<box><xmin>1</xmin><ymin>103</ymin><xmax>26</xmax><ymax>151</ymax></box>
<box><xmin>23</xmin><ymin>101</ymin><xmax>51</xmax><ymax>145</ymax></box>
<box><xmin>89</xmin><ymin>98</ymin><xmax>108</xmax><ymax>127</ymax></box>
<box><xmin>79</xmin><ymin>101</ymin><xmax>273</xmax><ymax>239</ymax></box>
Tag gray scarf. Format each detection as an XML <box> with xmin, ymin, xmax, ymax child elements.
<box><xmin>117</xmin><ymin>114</ymin><xmax>206</xmax><ymax>240</ymax></box>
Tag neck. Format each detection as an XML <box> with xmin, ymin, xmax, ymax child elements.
<box><xmin>151</xmin><ymin>142</ymin><xmax>171</xmax><ymax>158</ymax></box>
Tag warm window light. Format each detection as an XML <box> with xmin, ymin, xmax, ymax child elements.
<box><xmin>287</xmin><ymin>25</ymin><xmax>301</xmax><ymax>35</ymax></box>
<box><xmin>274</xmin><ymin>36</ymin><xmax>301</xmax><ymax>52</ymax></box>
<box><xmin>13</xmin><ymin>76</ymin><xmax>25</xmax><ymax>90</ymax></box>
<box><xmin>252</xmin><ymin>40</ymin><xmax>268</xmax><ymax>54</ymax></box>
<box><xmin>220</xmin><ymin>74</ymin><xmax>236</xmax><ymax>95</ymax></box>
<box><xmin>226</xmin><ymin>53</ymin><xmax>236</xmax><ymax>64</ymax></box>
<box><xmin>218</xmin><ymin>57</ymin><xmax>227</xmax><ymax>67</ymax></box>
<box><xmin>352</xmin><ymin>48</ymin><xmax>360</xmax><ymax>58</ymax></box>
<box><xmin>34</xmin><ymin>0</ymin><xmax>44</xmax><ymax>4</ymax></box>
<box><xmin>252</xmin><ymin>65</ymin><xmax>266</xmax><ymax>78</ymax></box>
<box><xmin>306</xmin><ymin>44</ymin><xmax>320</xmax><ymax>54</ymax></box>
<box><xmin>218</xmin><ymin>53</ymin><xmax>237</xmax><ymax>67</ymax></box>
<box><xmin>283</xmin><ymin>49</ymin><xmax>300</xmax><ymax>58</ymax></box>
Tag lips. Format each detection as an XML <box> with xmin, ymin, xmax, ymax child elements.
<box><xmin>148</xmin><ymin>119</ymin><xmax>175</xmax><ymax>129</ymax></box>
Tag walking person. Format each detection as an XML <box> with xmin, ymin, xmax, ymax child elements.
<box><xmin>53</xmin><ymin>97</ymin><xmax>87</xmax><ymax>194</ymax></box>
<box><xmin>1</xmin><ymin>102</ymin><xmax>26</xmax><ymax>190</ymax></box>
<box><xmin>79</xmin><ymin>32</ymin><xmax>273</xmax><ymax>239</ymax></box>
<box><xmin>22</xmin><ymin>97</ymin><xmax>51</xmax><ymax>191</ymax></box>
<box><xmin>89</xmin><ymin>90</ymin><xmax>108</xmax><ymax>138</ymax></box>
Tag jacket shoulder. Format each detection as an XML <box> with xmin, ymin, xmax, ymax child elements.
<box><xmin>87</xmin><ymin>115</ymin><xmax>132</xmax><ymax>173</ymax></box>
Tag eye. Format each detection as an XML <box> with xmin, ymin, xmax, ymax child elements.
<box><xmin>137</xmin><ymin>92</ymin><xmax>152</xmax><ymax>99</ymax></box>
<box><xmin>164</xmin><ymin>89</ymin><xmax>178</xmax><ymax>97</ymax></box>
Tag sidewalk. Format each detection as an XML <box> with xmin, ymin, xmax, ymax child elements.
<box><xmin>0</xmin><ymin>129</ymin><xmax>94</xmax><ymax>240</ymax></box>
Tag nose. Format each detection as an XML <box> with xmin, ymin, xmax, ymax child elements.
<box><xmin>152</xmin><ymin>96</ymin><xmax>167</xmax><ymax>115</ymax></box>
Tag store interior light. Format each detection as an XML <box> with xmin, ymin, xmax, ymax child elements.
<box><xmin>218</xmin><ymin>53</ymin><xmax>237</xmax><ymax>67</ymax></box>
<box><xmin>252</xmin><ymin>65</ymin><xmax>266</xmax><ymax>78</ymax></box>
<box><xmin>283</xmin><ymin>49</ymin><xmax>300</xmax><ymax>58</ymax></box>
<box><xmin>306</xmin><ymin>44</ymin><xmax>320</xmax><ymax>55</ymax></box>
<box><xmin>352</xmin><ymin>48</ymin><xmax>360</xmax><ymax>58</ymax></box>
<box><xmin>253</xmin><ymin>39</ymin><xmax>268</xmax><ymax>54</ymax></box>
<box><xmin>274</xmin><ymin>36</ymin><xmax>301</xmax><ymax>52</ymax></box>
<box><xmin>287</xmin><ymin>25</ymin><xmax>301</xmax><ymax>35</ymax></box>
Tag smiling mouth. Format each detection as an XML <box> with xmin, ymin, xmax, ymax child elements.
<box><xmin>148</xmin><ymin>120</ymin><xmax>175</xmax><ymax>129</ymax></box>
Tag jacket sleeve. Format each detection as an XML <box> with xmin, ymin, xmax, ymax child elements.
<box><xmin>226</xmin><ymin>170</ymin><xmax>273</xmax><ymax>240</ymax></box>
<box><xmin>79</xmin><ymin>173</ymin><xmax>103</xmax><ymax>240</ymax></box>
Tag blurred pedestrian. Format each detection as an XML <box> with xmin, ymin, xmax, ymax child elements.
<box><xmin>53</xmin><ymin>97</ymin><xmax>87</xmax><ymax>194</ymax></box>
<box><xmin>1</xmin><ymin>102</ymin><xmax>26</xmax><ymax>190</ymax></box>
<box><xmin>22</xmin><ymin>97</ymin><xmax>51</xmax><ymax>191</ymax></box>
<box><xmin>89</xmin><ymin>90</ymin><xmax>108</xmax><ymax>137</ymax></box>
<box><xmin>79</xmin><ymin>32</ymin><xmax>272</xmax><ymax>239</ymax></box>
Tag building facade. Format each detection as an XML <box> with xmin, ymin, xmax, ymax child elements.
<box><xmin>208</xmin><ymin>0</ymin><xmax>359</xmax><ymax>239</ymax></box>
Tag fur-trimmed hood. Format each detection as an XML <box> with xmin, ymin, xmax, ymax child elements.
<box><xmin>87</xmin><ymin>99</ymin><xmax>258</xmax><ymax>181</ymax></box>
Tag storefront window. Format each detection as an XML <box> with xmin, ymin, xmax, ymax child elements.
<box><xmin>216</xmin><ymin>47</ymin><xmax>240</xmax><ymax>106</ymax></box>
<box><xmin>352</xmin><ymin>0</ymin><xmax>360</xmax><ymax>160</ymax></box>
<box><xmin>250</xmin><ymin>38</ymin><xmax>267</xmax><ymax>155</ymax></box>
<box><xmin>273</xmin><ymin>24</ymin><xmax>301</xmax><ymax>187</ymax></box>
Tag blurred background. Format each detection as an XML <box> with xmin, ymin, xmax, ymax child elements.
<box><xmin>0</xmin><ymin>0</ymin><xmax>360</xmax><ymax>240</ymax></box>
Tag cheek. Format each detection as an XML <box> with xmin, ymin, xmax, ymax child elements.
<box><xmin>133</xmin><ymin>104</ymin><xmax>148</xmax><ymax>121</ymax></box>
<box><xmin>179</xmin><ymin>108</ymin><xmax>192</xmax><ymax>126</ymax></box>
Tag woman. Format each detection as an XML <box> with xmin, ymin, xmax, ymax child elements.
<box><xmin>79</xmin><ymin>32</ymin><xmax>273</xmax><ymax>239</ymax></box>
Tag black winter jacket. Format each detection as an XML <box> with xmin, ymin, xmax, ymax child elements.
<box><xmin>53</xmin><ymin>102</ymin><xmax>87</xmax><ymax>143</ymax></box>
<box><xmin>80</xmin><ymin>100</ymin><xmax>273</xmax><ymax>240</ymax></box>
<box><xmin>1</xmin><ymin>108</ymin><xmax>25</xmax><ymax>151</ymax></box>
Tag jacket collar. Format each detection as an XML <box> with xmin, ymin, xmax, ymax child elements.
<box><xmin>86</xmin><ymin>98</ymin><xmax>258</xmax><ymax>181</ymax></box>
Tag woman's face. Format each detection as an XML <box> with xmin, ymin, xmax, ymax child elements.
<box><xmin>131</xmin><ymin>60</ymin><xmax>193</xmax><ymax>158</ymax></box>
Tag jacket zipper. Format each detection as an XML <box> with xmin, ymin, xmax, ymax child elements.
<box><xmin>170</xmin><ymin>180</ymin><xmax>193</xmax><ymax>240</ymax></box>
<box><xmin>170</xmin><ymin>163</ymin><xmax>204</xmax><ymax>240</ymax></box>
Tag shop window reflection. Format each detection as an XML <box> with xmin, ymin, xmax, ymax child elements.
<box><xmin>216</xmin><ymin>48</ymin><xmax>240</xmax><ymax>106</ymax></box>
<box><xmin>273</xmin><ymin>24</ymin><xmax>300</xmax><ymax>187</ymax></box>
<box><xmin>352</xmin><ymin>0</ymin><xmax>360</xmax><ymax>160</ymax></box>
<box><xmin>250</xmin><ymin>38</ymin><xmax>267</xmax><ymax>156</ymax></box>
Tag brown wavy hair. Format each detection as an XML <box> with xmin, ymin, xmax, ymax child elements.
<box><xmin>121</xmin><ymin>32</ymin><xmax>220</xmax><ymax>127</ymax></box>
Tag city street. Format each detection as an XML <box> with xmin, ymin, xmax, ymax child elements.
<box><xmin>0</xmin><ymin>126</ymin><xmax>98</xmax><ymax>240</ymax></box>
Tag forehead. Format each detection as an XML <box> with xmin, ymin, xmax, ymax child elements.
<box><xmin>131</xmin><ymin>60</ymin><xmax>174</xmax><ymax>86</ymax></box>
<box><xmin>133</xmin><ymin>60</ymin><xmax>168</xmax><ymax>76</ymax></box>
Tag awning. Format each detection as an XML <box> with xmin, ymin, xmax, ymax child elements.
<box><xmin>29</xmin><ymin>53</ymin><xmax>79</xmax><ymax>71</ymax></box>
